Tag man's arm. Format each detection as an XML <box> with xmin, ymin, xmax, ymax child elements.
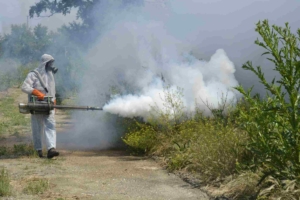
<box><xmin>21</xmin><ymin>73</ymin><xmax>35</xmax><ymax>94</ymax></box>
<box><xmin>21</xmin><ymin>73</ymin><xmax>45</xmax><ymax>100</ymax></box>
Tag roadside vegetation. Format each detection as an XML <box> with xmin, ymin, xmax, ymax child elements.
<box><xmin>123</xmin><ymin>20</ymin><xmax>300</xmax><ymax>199</ymax></box>
<box><xmin>0</xmin><ymin>144</ymin><xmax>37</xmax><ymax>158</ymax></box>
<box><xmin>0</xmin><ymin>88</ymin><xmax>30</xmax><ymax>136</ymax></box>
<box><xmin>1</xmin><ymin>4</ymin><xmax>299</xmax><ymax>197</ymax></box>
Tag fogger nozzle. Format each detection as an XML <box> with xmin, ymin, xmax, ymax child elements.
<box><xmin>19</xmin><ymin>102</ymin><xmax>103</xmax><ymax>114</ymax></box>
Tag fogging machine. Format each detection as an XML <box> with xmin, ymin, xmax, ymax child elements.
<box><xmin>19</xmin><ymin>96</ymin><xmax>103</xmax><ymax>115</ymax></box>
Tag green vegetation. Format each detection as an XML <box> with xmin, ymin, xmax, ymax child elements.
<box><xmin>0</xmin><ymin>144</ymin><xmax>37</xmax><ymax>158</ymax></box>
<box><xmin>123</xmin><ymin>20</ymin><xmax>300</xmax><ymax>199</ymax></box>
<box><xmin>0</xmin><ymin>24</ymin><xmax>51</xmax><ymax>64</ymax></box>
<box><xmin>23</xmin><ymin>178</ymin><xmax>49</xmax><ymax>195</ymax></box>
<box><xmin>123</xmin><ymin>87</ymin><xmax>247</xmax><ymax>182</ymax></box>
<box><xmin>0</xmin><ymin>23</ymin><xmax>85</xmax><ymax>97</ymax></box>
<box><xmin>0</xmin><ymin>61</ymin><xmax>38</xmax><ymax>91</ymax></box>
<box><xmin>0</xmin><ymin>168</ymin><xmax>12</xmax><ymax>197</ymax></box>
<box><xmin>235</xmin><ymin>20</ymin><xmax>300</xmax><ymax>180</ymax></box>
<box><xmin>1</xmin><ymin>1</ymin><xmax>299</xmax><ymax>197</ymax></box>
<box><xmin>0</xmin><ymin>89</ymin><xmax>30</xmax><ymax>135</ymax></box>
<box><xmin>13</xmin><ymin>144</ymin><xmax>37</xmax><ymax>157</ymax></box>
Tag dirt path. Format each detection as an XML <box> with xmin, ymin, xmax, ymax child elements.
<box><xmin>0</xmin><ymin>89</ymin><xmax>210</xmax><ymax>200</ymax></box>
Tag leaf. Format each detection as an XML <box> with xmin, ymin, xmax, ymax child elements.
<box><xmin>261</xmin><ymin>51</ymin><xmax>271</xmax><ymax>56</ymax></box>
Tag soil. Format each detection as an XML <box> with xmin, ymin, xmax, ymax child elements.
<box><xmin>0</xmin><ymin>88</ymin><xmax>210</xmax><ymax>200</ymax></box>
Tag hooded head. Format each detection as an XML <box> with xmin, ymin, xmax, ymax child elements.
<box><xmin>39</xmin><ymin>54</ymin><xmax>58</xmax><ymax>74</ymax></box>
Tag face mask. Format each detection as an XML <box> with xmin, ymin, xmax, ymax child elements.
<box><xmin>46</xmin><ymin>61</ymin><xmax>58</xmax><ymax>74</ymax></box>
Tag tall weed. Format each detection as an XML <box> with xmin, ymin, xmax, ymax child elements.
<box><xmin>235</xmin><ymin>20</ymin><xmax>300</xmax><ymax>179</ymax></box>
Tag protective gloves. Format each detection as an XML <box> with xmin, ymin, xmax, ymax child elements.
<box><xmin>32</xmin><ymin>89</ymin><xmax>45</xmax><ymax>100</ymax></box>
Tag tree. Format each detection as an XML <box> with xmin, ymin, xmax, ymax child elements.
<box><xmin>29</xmin><ymin>0</ymin><xmax>98</xmax><ymax>29</ymax></box>
<box><xmin>0</xmin><ymin>24</ymin><xmax>53</xmax><ymax>64</ymax></box>
<box><xmin>29</xmin><ymin>0</ymin><xmax>143</xmax><ymax>47</ymax></box>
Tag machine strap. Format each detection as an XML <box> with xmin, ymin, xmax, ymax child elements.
<box><xmin>31</xmin><ymin>70</ymin><xmax>48</xmax><ymax>93</ymax></box>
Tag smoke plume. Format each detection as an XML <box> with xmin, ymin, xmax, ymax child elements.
<box><xmin>67</xmin><ymin>0</ymin><xmax>300</xmax><ymax>149</ymax></box>
<box><xmin>103</xmin><ymin>49</ymin><xmax>239</xmax><ymax>120</ymax></box>
<box><xmin>2</xmin><ymin>0</ymin><xmax>300</xmax><ymax>149</ymax></box>
<box><xmin>79</xmin><ymin>0</ymin><xmax>300</xmax><ymax>120</ymax></box>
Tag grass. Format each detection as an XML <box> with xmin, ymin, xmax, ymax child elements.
<box><xmin>0</xmin><ymin>90</ymin><xmax>30</xmax><ymax>136</ymax></box>
<box><xmin>0</xmin><ymin>168</ymin><xmax>12</xmax><ymax>196</ymax></box>
<box><xmin>0</xmin><ymin>143</ymin><xmax>37</xmax><ymax>158</ymax></box>
<box><xmin>23</xmin><ymin>178</ymin><xmax>49</xmax><ymax>195</ymax></box>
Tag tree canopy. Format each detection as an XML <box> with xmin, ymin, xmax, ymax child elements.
<box><xmin>29</xmin><ymin>0</ymin><xmax>142</xmax><ymax>47</ymax></box>
<box><xmin>29</xmin><ymin>0</ymin><xmax>142</xmax><ymax>29</ymax></box>
<box><xmin>0</xmin><ymin>24</ymin><xmax>52</xmax><ymax>64</ymax></box>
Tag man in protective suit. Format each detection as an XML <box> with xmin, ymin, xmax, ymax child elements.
<box><xmin>21</xmin><ymin>54</ymin><xmax>59</xmax><ymax>159</ymax></box>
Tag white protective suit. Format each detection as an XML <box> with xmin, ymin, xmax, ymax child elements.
<box><xmin>21</xmin><ymin>54</ymin><xmax>56</xmax><ymax>151</ymax></box>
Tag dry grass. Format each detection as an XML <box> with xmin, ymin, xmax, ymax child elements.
<box><xmin>23</xmin><ymin>177</ymin><xmax>49</xmax><ymax>195</ymax></box>
<box><xmin>0</xmin><ymin>168</ymin><xmax>12</xmax><ymax>197</ymax></box>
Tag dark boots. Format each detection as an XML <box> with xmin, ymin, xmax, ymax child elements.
<box><xmin>47</xmin><ymin>148</ymin><xmax>59</xmax><ymax>159</ymax></box>
<box><xmin>37</xmin><ymin>148</ymin><xmax>59</xmax><ymax>158</ymax></box>
<box><xmin>37</xmin><ymin>150</ymin><xmax>43</xmax><ymax>158</ymax></box>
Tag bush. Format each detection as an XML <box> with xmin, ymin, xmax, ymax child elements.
<box><xmin>235</xmin><ymin>20</ymin><xmax>300</xmax><ymax>180</ymax></box>
<box><xmin>123</xmin><ymin>87</ymin><xmax>247</xmax><ymax>181</ymax></box>
<box><xmin>122</xmin><ymin>121</ymin><xmax>158</xmax><ymax>154</ymax></box>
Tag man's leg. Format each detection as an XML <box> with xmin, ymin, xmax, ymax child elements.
<box><xmin>31</xmin><ymin>114</ymin><xmax>44</xmax><ymax>150</ymax></box>
<box><xmin>44</xmin><ymin>110</ymin><xmax>59</xmax><ymax>158</ymax></box>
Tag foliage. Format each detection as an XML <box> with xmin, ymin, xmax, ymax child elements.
<box><xmin>0</xmin><ymin>168</ymin><xmax>12</xmax><ymax>197</ymax></box>
<box><xmin>235</xmin><ymin>20</ymin><xmax>300</xmax><ymax>180</ymax></box>
<box><xmin>23</xmin><ymin>178</ymin><xmax>49</xmax><ymax>195</ymax></box>
<box><xmin>0</xmin><ymin>23</ymin><xmax>85</xmax><ymax>97</ymax></box>
<box><xmin>0</xmin><ymin>61</ymin><xmax>38</xmax><ymax>91</ymax></box>
<box><xmin>0</xmin><ymin>24</ymin><xmax>51</xmax><ymax>64</ymax></box>
<box><xmin>123</xmin><ymin>87</ymin><xmax>247</xmax><ymax>181</ymax></box>
<box><xmin>29</xmin><ymin>0</ymin><xmax>144</xmax><ymax>47</ymax></box>
<box><xmin>29</xmin><ymin>0</ymin><xmax>100</xmax><ymax>26</ymax></box>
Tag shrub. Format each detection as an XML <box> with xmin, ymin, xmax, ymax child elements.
<box><xmin>123</xmin><ymin>87</ymin><xmax>247</xmax><ymax>181</ymax></box>
<box><xmin>122</xmin><ymin>121</ymin><xmax>158</xmax><ymax>154</ymax></box>
<box><xmin>235</xmin><ymin>20</ymin><xmax>300</xmax><ymax>180</ymax></box>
